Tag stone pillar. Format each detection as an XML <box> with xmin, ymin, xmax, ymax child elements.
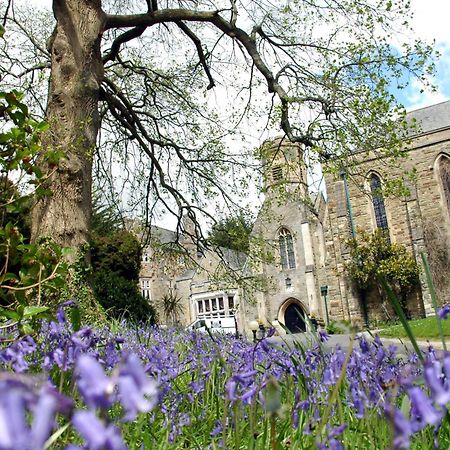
<box><xmin>404</xmin><ymin>185</ymin><xmax>434</xmax><ymax>316</ymax></box>
<box><xmin>301</xmin><ymin>222</ymin><xmax>320</xmax><ymax>315</ymax></box>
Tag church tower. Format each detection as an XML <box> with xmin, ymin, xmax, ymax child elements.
<box><xmin>250</xmin><ymin>137</ymin><xmax>325</xmax><ymax>333</ymax></box>
<box><xmin>260</xmin><ymin>137</ymin><xmax>308</xmax><ymax>199</ymax></box>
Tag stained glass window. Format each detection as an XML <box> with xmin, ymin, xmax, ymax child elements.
<box><xmin>370</xmin><ymin>174</ymin><xmax>389</xmax><ymax>231</ymax></box>
<box><xmin>279</xmin><ymin>228</ymin><xmax>296</xmax><ymax>269</ymax></box>
<box><xmin>440</xmin><ymin>156</ymin><xmax>450</xmax><ymax>218</ymax></box>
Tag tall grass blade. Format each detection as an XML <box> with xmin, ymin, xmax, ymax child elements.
<box><xmin>421</xmin><ymin>251</ymin><xmax>447</xmax><ymax>351</ymax></box>
<box><xmin>378</xmin><ymin>275</ymin><xmax>424</xmax><ymax>365</ymax></box>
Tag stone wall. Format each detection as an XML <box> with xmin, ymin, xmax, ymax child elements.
<box><xmin>323</xmin><ymin>121</ymin><xmax>450</xmax><ymax>323</ymax></box>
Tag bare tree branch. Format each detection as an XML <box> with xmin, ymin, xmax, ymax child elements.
<box><xmin>175</xmin><ymin>21</ymin><xmax>215</xmax><ymax>90</ymax></box>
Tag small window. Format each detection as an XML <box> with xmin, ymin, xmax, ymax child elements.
<box><xmin>272</xmin><ymin>166</ymin><xmax>283</xmax><ymax>182</ymax></box>
<box><xmin>198</xmin><ymin>301</ymin><xmax>203</xmax><ymax>314</ymax></box>
<box><xmin>228</xmin><ymin>295</ymin><xmax>234</xmax><ymax>309</ymax></box>
<box><xmin>279</xmin><ymin>228</ymin><xmax>296</xmax><ymax>270</ymax></box>
<box><xmin>285</xmin><ymin>277</ymin><xmax>292</xmax><ymax>289</ymax></box>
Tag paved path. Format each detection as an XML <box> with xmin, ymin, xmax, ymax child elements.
<box><xmin>267</xmin><ymin>331</ymin><xmax>447</xmax><ymax>353</ymax></box>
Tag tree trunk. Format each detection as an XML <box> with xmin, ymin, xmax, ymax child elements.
<box><xmin>32</xmin><ymin>0</ymin><xmax>105</xmax><ymax>255</ymax></box>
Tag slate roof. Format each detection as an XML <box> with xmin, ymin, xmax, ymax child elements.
<box><xmin>407</xmin><ymin>100</ymin><xmax>450</xmax><ymax>136</ymax></box>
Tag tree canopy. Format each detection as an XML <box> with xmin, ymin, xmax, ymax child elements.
<box><xmin>0</xmin><ymin>0</ymin><xmax>435</xmax><ymax>252</ymax></box>
<box><xmin>208</xmin><ymin>213</ymin><xmax>253</xmax><ymax>253</ymax></box>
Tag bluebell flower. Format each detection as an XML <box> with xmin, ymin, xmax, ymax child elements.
<box><xmin>424</xmin><ymin>362</ymin><xmax>450</xmax><ymax>406</ymax></box>
<box><xmin>385</xmin><ymin>403</ymin><xmax>413</xmax><ymax>449</ymax></box>
<box><xmin>76</xmin><ymin>355</ymin><xmax>114</xmax><ymax>410</ymax></box>
<box><xmin>72</xmin><ymin>410</ymin><xmax>126</xmax><ymax>450</ymax></box>
<box><xmin>408</xmin><ymin>387</ymin><xmax>443</xmax><ymax>430</ymax></box>
<box><xmin>438</xmin><ymin>304</ymin><xmax>450</xmax><ymax>320</ymax></box>
<box><xmin>318</xmin><ymin>330</ymin><xmax>329</xmax><ymax>342</ymax></box>
<box><xmin>210</xmin><ymin>420</ymin><xmax>222</xmax><ymax>437</ymax></box>
<box><xmin>117</xmin><ymin>354</ymin><xmax>158</xmax><ymax>421</ymax></box>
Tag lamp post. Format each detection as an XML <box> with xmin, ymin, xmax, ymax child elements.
<box><xmin>249</xmin><ymin>320</ymin><xmax>259</xmax><ymax>343</ymax></box>
<box><xmin>320</xmin><ymin>285</ymin><xmax>330</xmax><ymax>325</ymax></box>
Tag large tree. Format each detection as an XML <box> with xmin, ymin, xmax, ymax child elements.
<box><xmin>1</xmin><ymin>0</ymin><xmax>434</xmax><ymax>253</ymax></box>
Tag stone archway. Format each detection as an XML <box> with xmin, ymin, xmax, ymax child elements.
<box><xmin>279</xmin><ymin>298</ymin><xmax>306</xmax><ymax>333</ymax></box>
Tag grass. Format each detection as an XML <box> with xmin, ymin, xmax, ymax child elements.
<box><xmin>379</xmin><ymin>316</ymin><xmax>450</xmax><ymax>339</ymax></box>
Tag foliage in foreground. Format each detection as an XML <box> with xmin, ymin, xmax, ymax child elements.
<box><xmin>1</xmin><ymin>303</ymin><xmax>450</xmax><ymax>449</ymax></box>
<box><xmin>0</xmin><ymin>88</ymin><xmax>68</xmax><ymax>330</ymax></box>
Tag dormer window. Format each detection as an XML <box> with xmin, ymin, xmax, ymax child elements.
<box><xmin>279</xmin><ymin>228</ymin><xmax>296</xmax><ymax>270</ymax></box>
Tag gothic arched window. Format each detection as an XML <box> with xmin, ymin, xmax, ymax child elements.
<box><xmin>279</xmin><ymin>228</ymin><xmax>296</xmax><ymax>270</ymax></box>
<box><xmin>438</xmin><ymin>155</ymin><xmax>450</xmax><ymax>219</ymax></box>
<box><xmin>369</xmin><ymin>173</ymin><xmax>389</xmax><ymax>231</ymax></box>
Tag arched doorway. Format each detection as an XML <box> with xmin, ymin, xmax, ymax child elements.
<box><xmin>283</xmin><ymin>302</ymin><xmax>306</xmax><ymax>333</ymax></box>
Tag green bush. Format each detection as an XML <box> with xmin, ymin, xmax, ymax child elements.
<box><xmin>90</xmin><ymin>230</ymin><xmax>141</xmax><ymax>280</ymax></box>
<box><xmin>90</xmin><ymin>229</ymin><xmax>157</xmax><ymax>323</ymax></box>
<box><xmin>92</xmin><ymin>271</ymin><xmax>157</xmax><ymax>323</ymax></box>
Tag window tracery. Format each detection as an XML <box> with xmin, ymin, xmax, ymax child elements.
<box><xmin>369</xmin><ymin>173</ymin><xmax>389</xmax><ymax>231</ymax></box>
<box><xmin>279</xmin><ymin>228</ymin><xmax>296</xmax><ymax>269</ymax></box>
<box><xmin>439</xmin><ymin>156</ymin><xmax>450</xmax><ymax>219</ymax></box>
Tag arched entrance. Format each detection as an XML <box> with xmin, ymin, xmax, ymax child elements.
<box><xmin>280</xmin><ymin>299</ymin><xmax>306</xmax><ymax>333</ymax></box>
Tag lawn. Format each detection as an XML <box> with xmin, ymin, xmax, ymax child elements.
<box><xmin>379</xmin><ymin>316</ymin><xmax>450</xmax><ymax>339</ymax></box>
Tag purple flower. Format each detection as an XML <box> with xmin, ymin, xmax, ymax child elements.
<box><xmin>438</xmin><ymin>305</ymin><xmax>450</xmax><ymax>320</ymax></box>
<box><xmin>0</xmin><ymin>379</ymin><xmax>73</xmax><ymax>450</ymax></box>
<box><xmin>225</xmin><ymin>380</ymin><xmax>237</xmax><ymax>401</ymax></box>
<box><xmin>424</xmin><ymin>362</ymin><xmax>450</xmax><ymax>406</ymax></box>
<box><xmin>210</xmin><ymin>420</ymin><xmax>222</xmax><ymax>437</ymax></box>
<box><xmin>72</xmin><ymin>411</ymin><xmax>126</xmax><ymax>450</ymax></box>
<box><xmin>117</xmin><ymin>354</ymin><xmax>158</xmax><ymax>420</ymax></box>
<box><xmin>318</xmin><ymin>330</ymin><xmax>329</xmax><ymax>342</ymax></box>
<box><xmin>385</xmin><ymin>403</ymin><xmax>413</xmax><ymax>449</ymax></box>
<box><xmin>409</xmin><ymin>387</ymin><xmax>443</xmax><ymax>429</ymax></box>
<box><xmin>76</xmin><ymin>355</ymin><xmax>114</xmax><ymax>410</ymax></box>
<box><xmin>0</xmin><ymin>388</ymin><xmax>29</xmax><ymax>449</ymax></box>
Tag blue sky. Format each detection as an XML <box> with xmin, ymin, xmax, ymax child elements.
<box><xmin>398</xmin><ymin>0</ymin><xmax>450</xmax><ymax>110</ymax></box>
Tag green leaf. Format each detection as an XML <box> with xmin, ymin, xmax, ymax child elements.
<box><xmin>0</xmin><ymin>272</ymin><xmax>19</xmax><ymax>283</ymax></box>
<box><xmin>0</xmin><ymin>308</ymin><xmax>20</xmax><ymax>321</ymax></box>
<box><xmin>19</xmin><ymin>322</ymin><xmax>35</xmax><ymax>335</ymax></box>
<box><xmin>23</xmin><ymin>305</ymin><xmax>50</xmax><ymax>318</ymax></box>
<box><xmin>400</xmin><ymin>394</ymin><xmax>411</xmax><ymax>419</ymax></box>
<box><xmin>70</xmin><ymin>306</ymin><xmax>81</xmax><ymax>332</ymax></box>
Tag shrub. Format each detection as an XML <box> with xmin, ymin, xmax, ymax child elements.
<box><xmin>92</xmin><ymin>271</ymin><xmax>157</xmax><ymax>322</ymax></box>
<box><xmin>90</xmin><ymin>229</ymin><xmax>157</xmax><ymax>322</ymax></box>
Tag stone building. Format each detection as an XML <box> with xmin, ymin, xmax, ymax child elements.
<box><xmin>322</xmin><ymin>100</ymin><xmax>450</xmax><ymax>324</ymax></box>
<box><xmin>249</xmin><ymin>138</ymin><xmax>327</xmax><ymax>333</ymax></box>
<box><xmin>138</xmin><ymin>100</ymin><xmax>450</xmax><ymax>335</ymax></box>
<box><xmin>138</xmin><ymin>220</ymin><xmax>250</xmax><ymax>333</ymax></box>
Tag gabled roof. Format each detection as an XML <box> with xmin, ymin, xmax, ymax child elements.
<box><xmin>407</xmin><ymin>100</ymin><xmax>450</xmax><ymax>136</ymax></box>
